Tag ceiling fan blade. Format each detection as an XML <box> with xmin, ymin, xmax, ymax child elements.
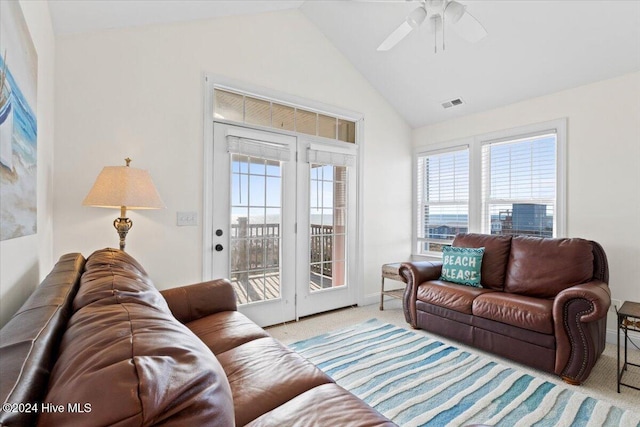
<box><xmin>377</xmin><ymin>20</ymin><xmax>414</xmax><ymax>51</ymax></box>
<box><xmin>451</xmin><ymin>10</ymin><xmax>487</xmax><ymax>43</ymax></box>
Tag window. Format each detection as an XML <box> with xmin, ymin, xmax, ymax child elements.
<box><xmin>414</xmin><ymin>120</ymin><xmax>566</xmax><ymax>255</ymax></box>
<box><xmin>416</xmin><ymin>148</ymin><xmax>469</xmax><ymax>254</ymax></box>
<box><xmin>482</xmin><ymin>133</ymin><xmax>557</xmax><ymax>237</ymax></box>
<box><xmin>213</xmin><ymin>88</ymin><xmax>356</xmax><ymax>143</ymax></box>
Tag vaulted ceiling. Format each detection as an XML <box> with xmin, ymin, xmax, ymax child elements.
<box><xmin>49</xmin><ymin>0</ymin><xmax>640</xmax><ymax>128</ymax></box>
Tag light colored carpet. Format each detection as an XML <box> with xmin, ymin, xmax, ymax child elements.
<box><xmin>266</xmin><ymin>302</ymin><xmax>640</xmax><ymax>414</ymax></box>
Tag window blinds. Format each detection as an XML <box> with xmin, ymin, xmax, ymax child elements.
<box><xmin>481</xmin><ymin>131</ymin><xmax>556</xmax><ymax>237</ymax></box>
<box><xmin>306</xmin><ymin>147</ymin><xmax>356</xmax><ymax>167</ymax></box>
<box><xmin>227</xmin><ymin>136</ymin><xmax>291</xmax><ymax>162</ymax></box>
<box><xmin>417</xmin><ymin>147</ymin><xmax>469</xmax><ymax>253</ymax></box>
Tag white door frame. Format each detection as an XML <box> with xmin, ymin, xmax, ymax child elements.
<box><xmin>296</xmin><ymin>137</ymin><xmax>359</xmax><ymax>317</ymax></box>
<box><xmin>211</xmin><ymin>123</ymin><xmax>297</xmax><ymax>326</ymax></box>
<box><xmin>202</xmin><ymin>74</ymin><xmax>366</xmax><ymax>319</ymax></box>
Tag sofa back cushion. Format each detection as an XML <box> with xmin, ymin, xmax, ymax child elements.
<box><xmin>39</xmin><ymin>249</ymin><xmax>234</xmax><ymax>427</ymax></box>
<box><xmin>0</xmin><ymin>254</ymin><xmax>85</xmax><ymax>427</ymax></box>
<box><xmin>453</xmin><ymin>233</ymin><xmax>512</xmax><ymax>290</ymax></box>
<box><xmin>504</xmin><ymin>237</ymin><xmax>594</xmax><ymax>298</ymax></box>
<box><xmin>74</xmin><ymin>248</ymin><xmax>168</xmax><ymax>311</ymax></box>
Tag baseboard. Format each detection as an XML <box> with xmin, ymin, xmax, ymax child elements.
<box><xmin>360</xmin><ymin>292</ymin><xmax>379</xmax><ymax>307</ymax></box>
<box><xmin>606</xmin><ymin>327</ymin><xmax>640</xmax><ymax>349</ymax></box>
<box><xmin>361</xmin><ymin>292</ymin><xmax>404</xmax><ymax>310</ymax></box>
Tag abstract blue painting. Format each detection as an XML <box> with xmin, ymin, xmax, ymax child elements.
<box><xmin>0</xmin><ymin>1</ymin><xmax>38</xmax><ymax>240</ymax></box>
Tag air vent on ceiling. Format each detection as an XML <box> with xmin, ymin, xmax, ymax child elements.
<box><xmin>441</xmin><ymin>98</ymin><xmax>465</xmax><ymax>109</ymax></box>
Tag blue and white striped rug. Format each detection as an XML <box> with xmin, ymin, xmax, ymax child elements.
<box><xmin>289</xmin><ymin>319</ymin><xmax>640</xmax><ymax>427</ymax></box>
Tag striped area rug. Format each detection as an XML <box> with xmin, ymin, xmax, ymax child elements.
<box><xmin>289</xmin><ymin>319</ymin><xmax>640</xmax><ymax>427</ymax></box>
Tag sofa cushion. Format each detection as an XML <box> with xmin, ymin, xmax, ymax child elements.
<box><xmin>187</xmin><ymin>310</ymin><xmax>270</xmax><ymax>355</ymax></box>
<box><xmin>504</xmin><ymin>237</ymin><xmax>594</xmax><ymax>298</ymax></box>
<box><xmin>74</xmin><ymin>248</ymin><xmax>168</xmax><ymax>311</ymax></box>
<box><xmin>417</xmin><ymin>280</ymin><xmax>495</xmax><ymax>314</ymax></box>
<box><xmin>245</xmin><ymin>383</ymin><xmax>395</xmax><ymax>427</ymax></box>
<box><xmin>440</xmin><ymin>246</ymin><xmax>484</xmax><ymax>287</ymax></box>
<box><xmin>39</xmin><ymin>249</ymin><xmax>235</xmax><ymax>427</ymax></box>
<box><xmin>453</xmin><ymin>233</ymin><xmax>512</xmax><ymax>290</ymax></box>
<box><xmin>0</xmin><ymin>254</ymin><xmax>85</xmax><ymax>427</ymax></box>
<box><xmin>217</xmin><ymin>336</ymin><xmax>333</xmax><ymax>426</ymax></box>
<box><xmin>472</xmin><ymin>292</ymin><xmax>554</xmax><ymax>335</ymax></box>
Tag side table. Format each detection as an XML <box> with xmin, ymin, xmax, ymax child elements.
<box><xmin>380</xmin><ymin>262</ymin><xmax>407</xmax><ymax>310</ymax></box>
<box><xmin>617</xmin><ymin>301</ymin><xmax>640</xmax><ymax>392</ymax></box>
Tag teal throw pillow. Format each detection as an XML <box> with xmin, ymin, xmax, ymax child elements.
<box><xmin>440</xmin><ymin>246</ymin><xmax>485</xmax><ymax>287</ymax></box>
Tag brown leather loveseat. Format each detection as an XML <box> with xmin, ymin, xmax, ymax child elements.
<box><xmin>0</xmin><ymin>248</ymin><xmax>395</xmax><ymax>426</ymax></box>
<box><xmin>400</xmin><ymin>233</ymin><xmax>610</xmax><ymax>385</ymax></box>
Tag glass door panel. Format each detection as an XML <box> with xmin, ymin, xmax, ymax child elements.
<box><xmin>309</xmin><ymin>164</ymin><xmax>347</xmax><ymax>291</ymax></box>
<box><xmin>230</xmin><ymin>154</ymin><xmax>282</xmax><ymax>304</ymax></box>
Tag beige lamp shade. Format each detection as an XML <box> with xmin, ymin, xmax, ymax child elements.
<box><xmin>83</xmin><ymin>166</ymin><xmax>165</xmax><ymax>210</ymax></box>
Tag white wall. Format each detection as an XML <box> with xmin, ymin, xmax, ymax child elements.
<box><xmin>0</xmin><ymin>1</ymin><xmax>56</xmax><ymax>327</ymax></box>
<box><xmin>413</xmin><ymin>72</ymin><xmax>640</xmax><ymax>336</ymax></box>
<box><xmin>54</xmin><ymin>10</ymin><xmax>412</xmax><ymax>301</ymax></box>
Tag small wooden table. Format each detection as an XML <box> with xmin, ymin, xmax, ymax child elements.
<box><xmin>617</xmin><ymin>301</ymin><xmax>640</xmax><ymax>392</ymax></box>
<box><xmin>380</xmin><ymin>262</ymin><xmax>407</xmax><ymax>310</ymax></box>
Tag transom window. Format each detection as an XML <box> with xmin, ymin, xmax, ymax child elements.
<box><xmin>214</xmin><ymin>88</ymin><xmax>356</xmax><ymax>143</ymax></box>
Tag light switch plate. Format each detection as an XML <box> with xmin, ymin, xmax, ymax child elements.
<box><xmin>177</xmin><ymin>211</ymin><xmax>198</xmax><ymax>226</ymax></box>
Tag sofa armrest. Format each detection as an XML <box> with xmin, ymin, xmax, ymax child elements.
<box><xmin>161</xmin><ymin>279</ymin><xmax>237</xmax><ymax>324</ymax></box>
<box><xmin>552</xmin><ymin>280</ymin><xmax>611</xmax><ymax>384</ymax></box>
<box><xmin>399</xmin><ymin>261</ymin><xmax>443</xmax><ymax>327</ymax></box>
<box><xmin>554</xmin><ymin>281</ymin><xmax>611</xmax><ymax>323</ymax></box>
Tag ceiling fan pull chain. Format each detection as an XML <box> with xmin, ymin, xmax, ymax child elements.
<box><xmin>443</xmin><ymin>12</ymin><xmax>446</xmax><ymax>51</ymax></box>
<box><xmin>434</xmin><ymin>17</ymin><xmax>438</xmax><ymax>53</ymax></box>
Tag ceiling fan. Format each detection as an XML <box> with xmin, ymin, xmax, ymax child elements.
<box><xmin>377</xmin><ymin>0</ymin><xmax>487</xmax><ymax>52</ymax></box>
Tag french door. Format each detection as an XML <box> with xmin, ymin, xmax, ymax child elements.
<box><xmin>210</xmin><ymin>123</ymin><xmax>357</xmax><ymax>326</ymax></box>
<box><xmin>295</xmin><ymin>139</ymin><xmax>357</xmax><ymax>318</ymax></box>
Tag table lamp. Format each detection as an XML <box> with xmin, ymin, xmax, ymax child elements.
<box><xmin>83</xmin><ymin>157</ymin><xmax>165</xmax><ymax>251</ymax></box>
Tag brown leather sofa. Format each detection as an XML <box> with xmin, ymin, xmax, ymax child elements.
<box><xmin>0</xmin><ymin>248</ymin><xmax>395</xmax><ymax>427</ymax></box>
<box><xmin>400</xmin><ymin>233</ymin><xmax>611</xmax><ymax>385</ymax></box>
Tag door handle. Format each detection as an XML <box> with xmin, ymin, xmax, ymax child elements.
<box><xmin>216</xmin><ymin>229</ymin><xmax>223</xmax><ymax>236</ymax></box>
<box><xmin>215</xmin><ymin>244</ymin><xmax>224</xmax><ymax>252</ymax></box>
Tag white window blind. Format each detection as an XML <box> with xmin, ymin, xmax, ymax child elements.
<box><xmin>481</xmin><ymin>131</ymin><xmax>557</xmax><ymax>237</ymax></box>
<box><xmin>227</xmin><ymin>136</ymin><xmax>291</xmax><ymax>162</ymax></box>
<box><xmin>417</xmin><ymin>147</ymin><xmax>469</xmax><ymax>254</ymax></box>
<box><xmin>306</xmin><ymin>147</ymin><xmax>356</xmax><ymax>167</ymax></box>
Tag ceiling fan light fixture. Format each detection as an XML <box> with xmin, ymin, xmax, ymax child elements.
<box><xmin>407</xmin><ymin>6</ymin><xmax>427</xmax><ymax>29</ymax></box>
<box><xmin>444</xmin><ymin>1</ymin><xmax>466</xmax><ymax>24</ymax></box>
<box><xmin>427</xmin><ymin>0</ymin><xmax>445</xmax><ymax>10</ymax></box>
<box><xmin>376</xmin><ymin>0</ymin><xmax>487</xmax><ymax>52</ymax></box>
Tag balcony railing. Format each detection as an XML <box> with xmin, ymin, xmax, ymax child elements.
<box><xmin>310</xmin><ymin>224</ymin><xmax>333</xmax><ymax>277</ymax></box>
<box><xmin>230</xmin><ymin>220</ymin><xmax>333</xmax><ymax>275</ymax></box>
<box><xmin>230</xmin><ymin>219</ymin><xmax>333</xmax><ymax>304</ymax></box>
<box><xmin>230</xmin><ymin>219</ymin><xmax>281</xmax><ymax>273</ymax></box>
